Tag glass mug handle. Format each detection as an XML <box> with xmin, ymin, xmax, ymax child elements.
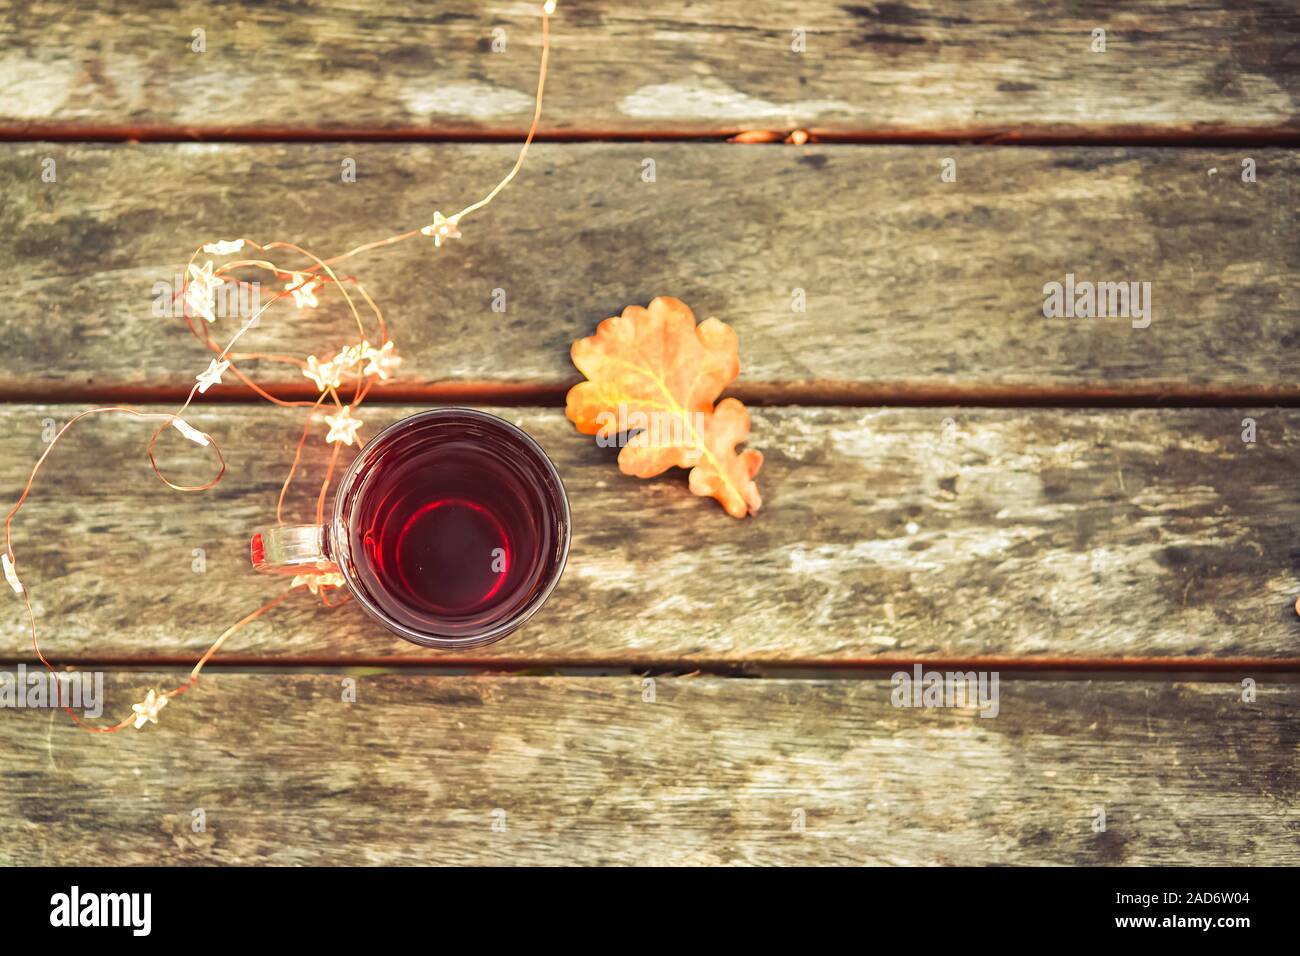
<box><xmin>250</xmin><ymin>525</ymin><xmax>337</xmax><ymax>575</ymax></box>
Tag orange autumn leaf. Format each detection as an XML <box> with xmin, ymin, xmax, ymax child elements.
<box><xmin>566</xmin><ymin>296</ymin><xmax>763</xmax><ymax>518</ymax></box>
<box><xmin>687</xmin><ymin>398</ymin><xmax>763</xmax><ymax>518</ymax></box>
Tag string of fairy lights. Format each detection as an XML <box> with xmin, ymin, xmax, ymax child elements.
<box><xmin>2</xmin><ymin>1</ymin><xmax>558</xmax><ymax>733</ymax></box>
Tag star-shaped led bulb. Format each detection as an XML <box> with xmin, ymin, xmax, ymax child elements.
<box><xmin>420</xmin><ymin>211</ymin><xmax>462</xmax><ymax>248</ymax></box>
<box><xmin>285</xmin><ymin>272</ymin><xmax>320</xmax><ymax>309</ymax></box>
<box><xmin>131</xmin><ymin>689</ymin><xmax>169</xmax><ymax>729</ymax></box>
<box><xmin>360</xmin><ymin>340</ymin><xmax>402</xmax><ymax>380</ymax></box>
<box><xmin>195</xmin><ymin>358</ymin><xmax>230</xmax><ymax>394</ymax></box>
<box><xmin>324</xmin><ymin>407</ymin><xmax>363</xmax><ymax>446</ymax></box>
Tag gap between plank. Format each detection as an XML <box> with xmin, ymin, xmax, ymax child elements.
<box><xmin>3</xmin><ymin>655</ymin><xmax>1298</xmax><ymax>678</ymax></box>
<box><xmin>4</xmin><ymin>382</ymin><xmax>1300</xmax><ymax>408</ymax></box>
<box><xmin>1</xmin><ymin>125</ymin><xmax>1299</xmax><ymax>147</ymax></box>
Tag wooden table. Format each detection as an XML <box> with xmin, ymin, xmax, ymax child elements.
<box><xmin>1</xmin><ymin>0</ymin><xmax>1297</xmax><ymax>865</ymax></box>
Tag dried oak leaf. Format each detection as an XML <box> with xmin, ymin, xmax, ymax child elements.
<box><xmin>566</xmin><ymin>296</ymin><xmax>763</xmax><ymax>518</ymax></box>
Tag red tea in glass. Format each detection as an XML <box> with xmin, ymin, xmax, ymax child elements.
<box><xmin>251</xmin><ymin>408</ymin><xmax>570</xmax><ymax>648</ymax></box>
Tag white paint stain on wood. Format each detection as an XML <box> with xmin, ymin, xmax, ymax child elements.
<box><xmin>620</xmin><ymin>77</ymin><xmax>863</xmax><ymax>121</ymax></box>
<box><xmin>400</xmin><ymin>82</ymin><xmax>534</xmax><ymax>119</ymax></box>
<box><xmin>0</xmin><ymin>56</ymin><xmax>75</xmax><ymax>118</ymax></box>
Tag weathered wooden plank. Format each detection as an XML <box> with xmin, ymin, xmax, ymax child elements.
<box><xmin>1</xmin><ymin>1</ymin><xmax>1296</xmax><ymax>134</ymax></box>
<box><xmin>1</xmin><ymin>674</ymin><xmax>1294</xmax><ymax>865</ymax></box>
<box><xmin>2</xmin><ymin>404</ymin><xmax>1297</xmax><ymax>663</ymax></box>
<box><xmin>0</xmin><ymin>143</ymin><xmax>1295</xmax><ymax>393</ymax></box>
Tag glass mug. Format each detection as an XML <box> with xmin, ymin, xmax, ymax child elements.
<box><xmin>250</xmin><ymin>408</ymin><xmax>570</xmax><ymax>649</ymax></box>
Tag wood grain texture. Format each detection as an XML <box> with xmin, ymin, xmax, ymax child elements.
<box><xmin>0</xmin><ymin>143</ymin><xmax>1295</xmax><ymax>394</ymax></box>
<box><xmin>1</xmin><ymin>674</ymin><xmax>1295</xmax><ymax>865</ymax></box>
<box><xmin>1</xmin><ymin>1</ymin><xmax>1297</xmax><ymax>135</ymax></box>
<box><xmin>2</xmin><ymin>404</ymin><xmax>1297</xmax><ymax>663</ymax></box>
